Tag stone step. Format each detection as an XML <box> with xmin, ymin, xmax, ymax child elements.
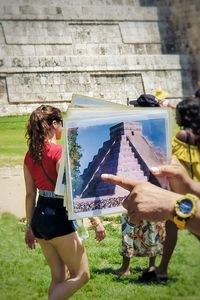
<box><xmin>99</xmin><ymin>164</ymin><xmax>142</xmax><ymax>173</ymax></box>
<box><xmin>109</xmin><ymin>147</ymin><xmax>133</xmax><ymax>154</ymax></box>
<box><xmin>0</xmin><ymin>4</ymin><xmax>171</xmax><ymax>21</ymax></box>
<box><xmin>3</xmin><ymin>67</ymin><xmax>194</xmax><ymax>104</ymax></box>
<box><xmin>110</xmin><ymin>153</ymin><xmax>137</xmax><ymax>160</ymax></box>
<box><xmin>0</xmin><ymin>54</ymin><xmax>192</xmax><ymax>73</ymax></box>
<box><xmin>0</xmin><ymin>0</ymin><xmax>141</xmax><ymax>7</ymax></box>
<box><xmin>0</xmin><ymin>43</ymin><xmax>174</xmax><ymax>58</ymax></box>
<box><xmin>0</xmin><ymin>20</ymin><xmax>175</xmax><ymax>47</ymax></box>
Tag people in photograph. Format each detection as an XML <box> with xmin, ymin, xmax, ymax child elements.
<box><xmin>24</xmin><ymin>105</ymin><xmax>105</xmax><ymax>300</ymax></box>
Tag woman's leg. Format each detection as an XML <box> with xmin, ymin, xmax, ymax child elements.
<box><xmin>156</xmin><ymin>220</ymin><xmax>178</xmax><ymax>277</ymax></box>
<box><xmin>114</xmin><ymin>256</ymin><xmax>131</xmax><ymax>275</ymax></box>
<box><xmin>47</xmin><ymin>232</ymin><xmax>90</xmax><ymax>300</ymax></box>
<box><xmin>37</xmin><ymin>238</ymin><xmax>67</xmax><ymax>297</ymax></box>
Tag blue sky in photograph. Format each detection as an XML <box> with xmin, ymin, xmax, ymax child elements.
<box><xmin>75</xmin><ymin>119</ymin><xmax>167</xmax><ymax>174</ymax></box>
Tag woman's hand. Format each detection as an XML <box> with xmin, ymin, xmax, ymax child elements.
<box><xmin>93</xmin><ymin>222</ymin><xmax>106</xmax><ymax>242</ymax></box>
<box><xmin>150</xmin><ymin>155</ymin><xmax>197</xmax><ymax>195</ymax></box>
<box><xmin>90</xmin><ymin>218</ymin><xmax>106</xmax><ymax>242</ymax></box>
<box><xmin>25</xmin><ymin>227</ymin><xmax>37</xmax><ymax>249</ymax></box>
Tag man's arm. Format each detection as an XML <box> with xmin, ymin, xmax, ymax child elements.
<box><xmin>101</xmin><ymin>173</ymin><xmax>200</xmax><ymax>237</ymax></box>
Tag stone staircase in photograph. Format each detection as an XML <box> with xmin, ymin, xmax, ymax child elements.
<box><xmin>80</xmin><ymin>122</ymin><xmax>162</xmax><ymax>198</ymax></box>
<box><xmin>0</xmin><ymin>0</ymin><xmax>195</xmax><ymax>115</ymax></box>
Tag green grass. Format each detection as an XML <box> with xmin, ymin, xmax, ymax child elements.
<box><xmin>0</xmin><ymin>115</ymin><xmax>64</xmax><ymax>167</ymax></box>
<box><xmin>1</xmin><ymin>113</ymin><xmax>198</xmax><ymax>299</ymax></box>
<box><xmin>0</xmin><ymin>213</ymin><xmax>200</xmax><ymax>300</ymax></box>
<box><xmin>0</xmin><ymin>115</ymin><xmax>29</xmax><ymax>166</ymax></box>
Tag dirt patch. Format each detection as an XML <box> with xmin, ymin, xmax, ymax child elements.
<box><xmin>0</xmin><ymin>166</ymin><xmax>25</xmax><ymax>218</ymax></box>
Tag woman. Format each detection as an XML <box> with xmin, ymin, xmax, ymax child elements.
<box><xmin>24</xmin><ymin>105</ymin><xmax>105</xmax><ymax>299</ymax></box>
<box><xmin>143</xmin><ymin>98</ymin><xmax>200</xmax><ymax>282</ymax></box>
<box><xmin>173</xmin><ymin>98</ymin><xmax>200</xmax><ymax>180</ymax></box>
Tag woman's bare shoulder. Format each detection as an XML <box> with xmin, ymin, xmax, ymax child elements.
<box><xmin>176</xmin><ymin>130</ymin><xmax>188</xmax><ymax>142</ymax></box>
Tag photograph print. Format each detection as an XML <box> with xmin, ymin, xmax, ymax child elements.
<box><xmin>66</xmin><ymin>114</ymin><xmax>170</xmax><ymax>219</ymax></box>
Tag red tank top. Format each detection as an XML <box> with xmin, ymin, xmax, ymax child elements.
<box><xmin>24</xmin><ymin>143</ymin><xmax>62</xmax><ymax>191</ymax></box>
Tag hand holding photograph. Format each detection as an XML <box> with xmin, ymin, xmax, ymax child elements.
<box><xmin>63</xmin><ymin>96</ymin><xmax>172</xmax><ymax>219</ymax></box>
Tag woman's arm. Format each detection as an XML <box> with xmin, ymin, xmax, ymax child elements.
<box><xmin>24</xmin><ymin>164</ymin><xmax>37</xmax><ymax>249</ymax></box>
<box><xmin>24</xmin><ymin>164</ymin><xmax>37</xmax><ymax>223</ymax></box>
<box><xmin>176</xmin><ymin>130</ymin><xmax>187</xmax><ymax>142</ymax></box>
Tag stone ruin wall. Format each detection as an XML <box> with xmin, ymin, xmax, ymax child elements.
<box><xmin>143</xmin><ymin>0</ymin><xmax>200</xmax><ymax>86</ymax></box>
<box><xmin>168</xmin><ymin>0</ymin><xmax>200</xmax><ymax>85</ymax></box>
<box><xmin>0</xmin><ymin>0</ymin><xmax>199</xmax><ymax>115</ymax></box>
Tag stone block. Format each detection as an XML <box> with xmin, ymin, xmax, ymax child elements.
<box><xmin>19</xmin><ymin>5</ymin><xmax>38</xmax><ymax>15</ymax></box>
<box><xmin>3</xmin><ymin>21</ymin><xmax>73</xmax><ymax>44</ymax></box>
<box><xmin>34</xmin><ymin>45</ymin><xmax>46</xmax><ymax>56</ymax></box>
<box><xmin>120</xmin><ymin>21</ymin><xmax>167</xmax><ymax>44</ymax></box>
<box><xmin>0</xmin><ymin>78</ymin><xmax>8</xmax><ymax>104</ymax></box>
<box><xmin>3</xmin><ymin>5</ymin><xmax>20</xmax><ymax>15</ymax></box>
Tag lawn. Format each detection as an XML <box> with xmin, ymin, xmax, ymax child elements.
<box><xmin>0</xmin><ymin>115</ymin><xmax>29</xmax><ymax>166</ymax></box>
<box><xmin>0</xmin><ymin>213</ymin><xmax>200</xmax><ymax>300</ymax></box>
<box><xmin>0</xmin><ymin>115</ymin><xmax>64</xmax><ymax>166</ymax></box>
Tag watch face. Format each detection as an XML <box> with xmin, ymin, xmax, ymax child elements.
<box><xmin>179</xmin><ymin>199</ymin><xmax>193</xmax><ymax>214</ymax></box>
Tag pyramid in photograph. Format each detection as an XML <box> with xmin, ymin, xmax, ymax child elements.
<box><xmin>80</xmin><ymin>121</ymin><xmax>166</xmax><ymax>198</ymax></box>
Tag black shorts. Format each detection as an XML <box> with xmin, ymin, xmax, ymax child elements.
<box><xmin>31</xmin><ymin>195</ymin><xmax>76</xmax><ymax>240</ymax></box>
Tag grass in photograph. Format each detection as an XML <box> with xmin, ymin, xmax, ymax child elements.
<box><xmin>0</xmin><ymin>213</ymin><xmax>200</xmax><ymax>300</ymax></box>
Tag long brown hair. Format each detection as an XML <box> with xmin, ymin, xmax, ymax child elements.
<box><xmin>25</xmin><ymin>105</ymin><xmax>62</xmax><ymax>162</ymax></box>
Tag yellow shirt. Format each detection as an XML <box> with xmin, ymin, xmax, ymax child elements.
<box><xmin>172</xmin><ymin>136</ymin><xmax>200</xmax><ymax>181</ymax></box>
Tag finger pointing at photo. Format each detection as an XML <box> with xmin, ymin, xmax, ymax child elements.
<box><xmin>101</xmin><ymin>173</ymin><xmax>179</xmax><ymax>223</ymax></box>
<box><xmin>101</xmin><ymin>174</ymin><xmax>139</xmax><ymax>192</ymax></box>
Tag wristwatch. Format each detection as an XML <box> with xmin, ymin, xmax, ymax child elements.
<box><xmin>173</xmin><ymin>193</ymin><xmax>198</xmax><ymax>229</ymax></box>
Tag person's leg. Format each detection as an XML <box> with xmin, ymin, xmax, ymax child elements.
<box><xmin>156</xmin><ymin>220</ymin><xmax>178</xmax><ymax>278</ymax></box>
<box><xmin>148</xmin><ymin>256</ymin><xmax>156</xmax><ymax>272</ymax></box>
<box><xmin>37</xmin><ymin>238</ymin><xmax>66</xmax><ymax>297</ymax></box>
<box><xmin>114</xmin><ymin>256</ymin><xmax>131</xmax><ymax>275</ymax></box>
<box><xmin>114</xmin><ymin>214</ymin><xmax>132</xmax><ymax>276</ymax></box>
<box><xmin>48</xmin><ymin>232</ymin><xmax>90</xmax><ymax>300</ymax></box>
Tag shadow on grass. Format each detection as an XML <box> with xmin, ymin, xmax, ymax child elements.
<box><xmin>91</xmin><ymin>266</ymin><xmax>145</xmax><ymax>275</ymax></box>
<box><xmin>91</xmin><ymin>267</ymin><xmax>177</xmax><ymax>285</ymax></box>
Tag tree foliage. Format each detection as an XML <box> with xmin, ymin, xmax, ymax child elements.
<box><xmin>68</xmin><ymin>128</ymin><xmax>83</xmax><ymax>196</ymax></box>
